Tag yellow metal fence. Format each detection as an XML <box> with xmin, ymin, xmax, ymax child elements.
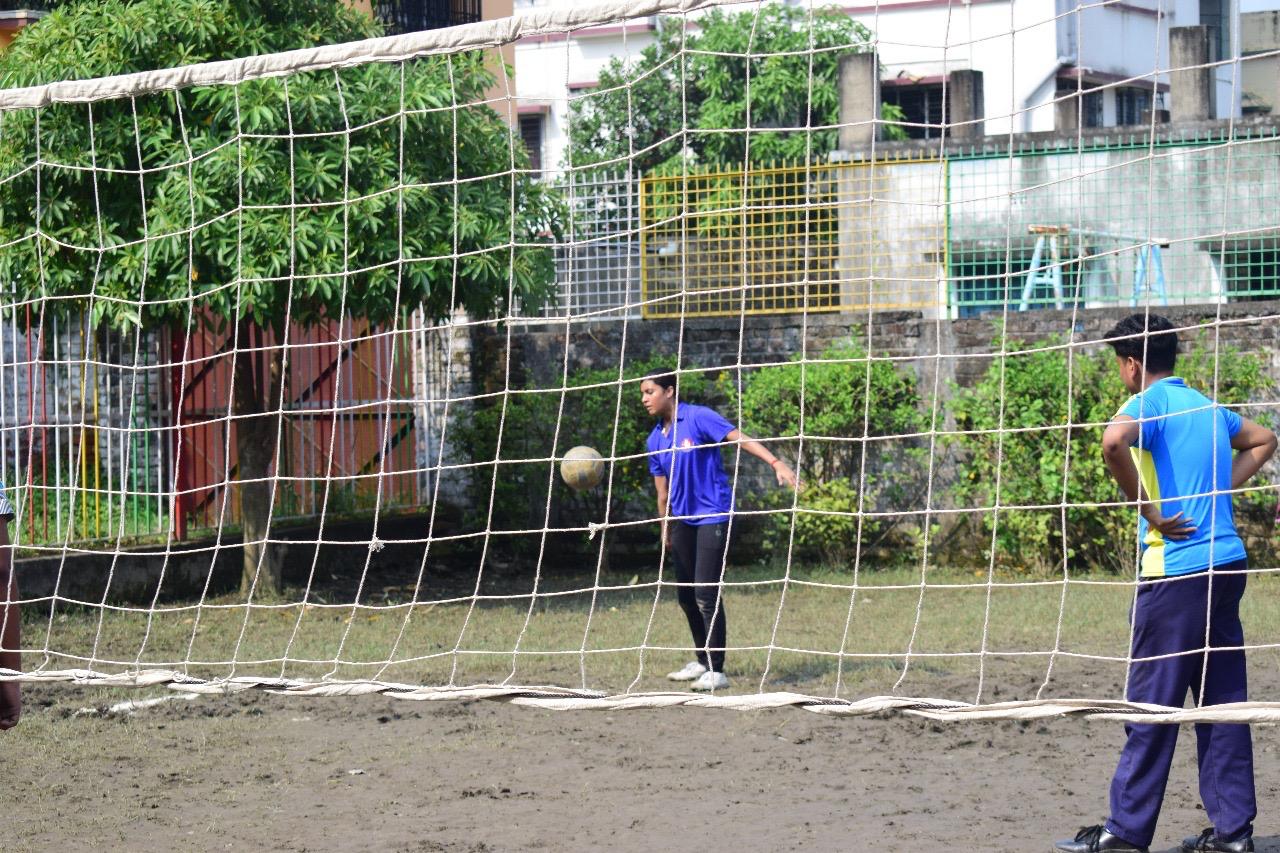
<box><xmin>639</xmin><ymin>156</ymin><xmax>945</xmax><ymax>319</ymax></box>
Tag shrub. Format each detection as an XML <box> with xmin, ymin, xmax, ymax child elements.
<box><xmin>732</xmin><ymin>340</ymin><xmax>928</xmax><ymax>565</ymax></box>
<box><xmin>948</xmin><ymin>333</ymin><xmax>1274</xmax><ymax>573</ymax></box>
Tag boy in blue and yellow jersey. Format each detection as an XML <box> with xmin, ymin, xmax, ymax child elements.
<box><xmin>1056</xmin><ymin>315</ymin><xmax>1277</xmax><ymax>853</ymax></box>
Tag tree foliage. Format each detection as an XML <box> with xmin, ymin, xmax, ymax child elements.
<box><xmin>732</xmin><ymin>340</ymin><xmax>928</xmax><ymax>564</ymax></box>
<box><xmin>0</xmin><ymin>0</ymin><xmax>561</xmax><ymax>594</ymax></box>
<box><xmin>568</xmin><ymin>4</ymin><xmax>904</xmax><ymax>172</ymax></box>
<box><xmin>0</xmin><ymin>0</ymin><xmax>560</xmax><ymax>331</ymax></box>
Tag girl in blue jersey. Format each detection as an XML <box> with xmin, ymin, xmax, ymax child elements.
<box><xmin>640</xmin><ymin>373</ymin><xmax>798</xmax><ymax>692</ymax></box>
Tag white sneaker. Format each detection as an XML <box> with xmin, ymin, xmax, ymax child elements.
<box><xmin>666</xmin><ymin>661</ymin><xmax>708</xmax><ymax>682</ymax></box>
<box><xmin>689</xmin><ymin>670</ymin><xmax>730</xmax><ymax>692</ymax></box>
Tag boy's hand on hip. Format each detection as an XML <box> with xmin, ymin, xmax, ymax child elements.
<box><xmin>1141</xmin><ymin>508</ymin><xmax>1197</xmax><ymax>540</ymax></box>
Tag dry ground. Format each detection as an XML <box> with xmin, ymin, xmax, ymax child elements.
<box><xmin>8</xmin><ymin>564</ymin><xmax>1280</xmax><ymax>852</ymax></box>
<box><xmin>6</xmin><ymin>679</ymin><xmax>1280</xmax><ymax>853</ymax></box>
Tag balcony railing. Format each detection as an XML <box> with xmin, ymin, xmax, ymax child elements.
<box><xmin>375</xmin><ymin>0</ymin><xmax>481</xmax><ymax>33</ymax></box>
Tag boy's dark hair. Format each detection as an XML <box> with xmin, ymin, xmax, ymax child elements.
<box><xmin>1104</xmin><ymin>313</ymin><xmax>1179</xmax><ymax>373</ymax></box>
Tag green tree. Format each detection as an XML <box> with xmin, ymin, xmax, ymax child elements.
<box><xmin>0</xmin><ymin>0</ymin><xmax>560</xmax><ymax>595</ymax></box>
<box><xmin>568</xmin><ymin>5</ymin><xmax>905</xmax><ymax>172</ymax></box>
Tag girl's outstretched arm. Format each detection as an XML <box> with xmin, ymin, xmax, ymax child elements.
<box><xmin>725</xmin><ymin>429</ymin><xmax>798</xmax><ymax>490</ymax></box>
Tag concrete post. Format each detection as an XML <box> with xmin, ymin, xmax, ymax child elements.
<box><xmin>838</xmin><ymin>51</ymin><xmax>881</xmax><ymax>150</ymax></box>
<box><xmin>1170</xmin><ymin>26</ymin><xmax>1214</xmax><ymax>122</ymax></box>
<box><xmin>1054</xmin><ymin>90</ymin><xmax>1080</xmax><ymax>132</ymax></box>
<box><xmin>947</xmin><ymin>70</ymin><xmax>985</xmax><ymax>139</ymax></box>
<box><xmin>1241</xmin><ymin>11</ymin><xmax>1280</xmax><ymax>114</ymax></box>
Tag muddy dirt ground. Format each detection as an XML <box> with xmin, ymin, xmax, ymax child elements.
<box><xmin>7</xmin><ymin>674</ymin><xmax>1280</xmax><ymax>853</ymax></box>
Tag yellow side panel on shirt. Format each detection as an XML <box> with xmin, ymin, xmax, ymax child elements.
<box><xmin>1129</xmin><ymin>446</ymin><xmax>1165</xmax><ymax>577</ymax></box>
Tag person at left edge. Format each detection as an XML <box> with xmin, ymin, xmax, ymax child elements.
<box><xmin>641</xmin><ymin>372</ymin><xmax>799</xmax><ymax>693</ymax></box>
<box><xmin>0</xmin><ymin>481</ymin><xmax>19</xmax><ymax>731</ymax></box>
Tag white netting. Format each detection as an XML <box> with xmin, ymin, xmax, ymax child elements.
<box><xmin>0</xmin><ymin>0</ymin><xmax>1278</xmax><ymax>722</ymax></box>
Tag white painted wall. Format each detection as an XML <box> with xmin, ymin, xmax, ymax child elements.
<box><xmin>516</xmin><ymin>16</ymin><xmax>658</xmax><ymax>170</ymax></box>
<box><xmin>850</xmin><ymin>0</ymin><xmax>1060</xmax><ymax>134</ymax></box>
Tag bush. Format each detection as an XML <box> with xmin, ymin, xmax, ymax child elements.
<box><xmin>733</xmin><ymin>340</ymin><xmax>928</xmax><ymax>564</ymax></box>
<box><xmin>783</xmin><ymin>479</ymin><xmax>865</xmax><ymax>564</ymax></box>
<box><xmin>452</xmin><ymin>357</ymin><xmax>714</xmax><ymax>559</ymax></box>
<box><xmin>948</xmin><ymin>333</ymin><xmax>1275</xmax><ymax>573</ymax></box>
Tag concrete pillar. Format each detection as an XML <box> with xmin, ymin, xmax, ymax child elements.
<box><xmin>1054</xmin><ymin>90</ymin><xmax>1080</xmax><ymax>132</ymax></box>
<box><xmin>838</xmin><ymin>51</ymin><xmax>881</xmax><ymax>150</ymax></box>
<box><xmin>1170</xmin><ymin>26</ymin><xmax>1214</xmax><ymax>122</ymax></box>
<box><xmin>947</xmin><ymin>70</ymin><xmax>985</xmax><ymax>139</ymax></box>
<box><xmin>1241</xmin><ymin>11</ymin><xmax>1280</xmax><ymax>114</ymax></box>
<box><xmin>483</xmin><ymin>0</ymin><xmax>517</xmax><ymax>125</ymax></box>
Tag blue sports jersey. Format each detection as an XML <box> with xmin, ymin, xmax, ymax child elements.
<box><xmin>1118</xmin><ymin>377</ymin><xmax>1244</xmax><ymax>577</ymax></box>
<box><xmin>647</xmin><ymin>403</ymin><xmax>736</xmax><ymax>525</ymax></box>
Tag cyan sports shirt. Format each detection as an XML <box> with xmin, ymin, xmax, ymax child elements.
<box><xmin>1118</xmin><ymin>377</ymin><xmax>1244</xmax><ymax>577</ymax></box>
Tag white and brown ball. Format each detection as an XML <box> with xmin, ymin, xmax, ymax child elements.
<box><xmin>560</xmin><ymin>446</ymin><xmax>605</xmax><ymax>491</ymax></box>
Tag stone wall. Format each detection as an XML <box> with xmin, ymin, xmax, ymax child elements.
<box><xmin>13</xmin><ymin>513</ymin><xmax>451</xmax><ymax>604</ymax></box>
<box><xmin>492</xmin><ymin>301</ymin><xmax>1280</xmax><ymax>395</ymax></box>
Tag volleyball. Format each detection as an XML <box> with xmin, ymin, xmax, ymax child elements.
<box><xmin>560</xmin><ymin>446</ymin><xmax>605</xmax><ymax>491</ymax></box>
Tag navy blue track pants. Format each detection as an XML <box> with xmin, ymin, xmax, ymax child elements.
<box><xmin>1105</xmin><ymin>560</ymin><xmax>1256</xmax><ymax>847</ymax></box>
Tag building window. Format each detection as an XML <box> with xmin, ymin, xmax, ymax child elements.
<box><xmin>1200</xmin><ymin>0</ymin><xmax>1231</xmax><ymax>63</ymax></box>
<box><xmin>519</xmin><ymin>114</ymin><xmax>544</xmax><ymax>173</ymax></box>
<box><xmin>1115</xmin><ymin>87</ymin><xmax>1151</xmax><ymax>126</ymax></box>
<box><xmin>1082</xmin><ymin>90</ymin><xmax>1104</xmax><ymax>128</ymax></box>
<box><xmin>881</xmin><ymin>83</ymin><xmax>947</xmax><ymax>140</ymax></box>
<box><xmin>1212</xmin><ymin>237</ymin><xmax>1280</xmax><ymax>302</ymax></box>
<box><xmin>375</xmin><ymin>0</ymin><xmax>482</xmax><ymax>34</ymax></box>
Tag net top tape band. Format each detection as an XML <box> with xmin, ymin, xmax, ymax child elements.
<box><xmin>0</xmin><ymin>0</ymin><xmax>754</xmax><ymax>110</ymax></box>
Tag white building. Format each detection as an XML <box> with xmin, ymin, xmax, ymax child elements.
<box><xmin>515</xmin><ymin>0</ymin><xmax>1244</xmax><ymax>172</ymax></box>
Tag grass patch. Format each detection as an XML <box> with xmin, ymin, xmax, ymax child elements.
<box><xmin>21</xmin><ymin>562</ymin><xmax>1280</xmax><ymax>702</ymax></box>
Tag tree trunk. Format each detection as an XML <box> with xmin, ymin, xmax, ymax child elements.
<box><xmin>234</xmin><ymin>320</ymin><xmax>284</xmax><ymax>598</ymax></box>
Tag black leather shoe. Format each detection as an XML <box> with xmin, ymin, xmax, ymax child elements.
<box><xmin>1181</xmin><ymin>828</ymin><xmax>1255</xmax><ymax>852</ymax></box>
<box><xmin>1054</xmin><ymin>824</ymin><xmax>1150</xmax><ymax>853</ymax></box>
